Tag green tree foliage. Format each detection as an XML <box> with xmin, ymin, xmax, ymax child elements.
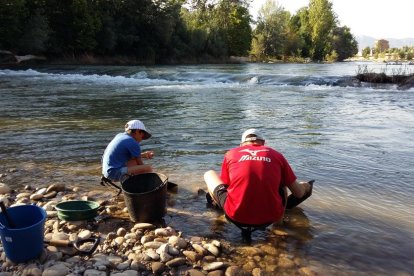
<box><xmin>289</xmin><ymin>7</ymin><xmax>312</xmax><ymax>58</ymax></box>
<box><xmin>18</xmin><ymin>7</ymin><xmax>50</xmax><ymax>54</ymax></box>
<box><xmin>331</xmin><ymin>26</ymin><xmax>358</xmax><ymax>61</ymax></box>
<box><xmin>0</xmin><ymin>0</ymin><xmax>27</xmax><ymax>50</ymax></box>
<box><xmin>362</xmin><ymin>47</ymin><xmax>371</xmax><ymax>58</ymax></box>
<box><xmin>251</xmin><ymin>0</ymin><xmax>290</xmax><ymax>59</ymax></box>
<box><xmin>214</xmin><ymin>0</ymin><xmax>252</xmax><ymax>56</ymax></box>
<box><xmin>0</xmin><ymin>0</ymin><xmax>363</xmax><ymax>63</ymax></box>
<box><xmin>308</xmin><ymin>0</ymin><xmax>336</xmax><ymax>61</ymax></box>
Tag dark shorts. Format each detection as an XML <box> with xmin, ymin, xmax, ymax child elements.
<box><xmin>213</xmin><ymin>184</ymin><xmax>287</xmax><ymax>210</ymax></box>
<box><xmin>213</xmin><ymin>184</ymin><xmax>229</xmax><ymax>209</ymax></box>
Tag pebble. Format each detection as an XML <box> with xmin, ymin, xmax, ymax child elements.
<box><xmin>46</xmin><ymin>184</ymin><xmax>66</xmax><ymax>193</ymax></box>
<box><xmin>203</xmin><ymin>261</ymin><xmax>225</xmax><ymax>271</ymax></box>
<box><xmin>117</xmin><ymin>227</ymin><xmax>127</xmax><ymax>236</ymax></box>
<box><xmin>84</xmin><ymin>269</ymin><xmax>106</xmax><ymax>276</ymax></box>
<box><xmin>35</xmin><ymin>187</ymin><xmax>48</xmax><ymax>195</ymax></box>
<box><xmin>42</xmin><ymin>262</ymin><xmax>70</xmax><ymax>276</ymax></box>
<box><xmin>43</xmin><ymin>191</ymin><xmax>58</xmax><ymax>199</ymax></box>
<box><xmin>134</xmin><ymin>223</ymin><xmax>155</xmax><ymax>230</ymax></box>
<box><xmin>183</xmin><ymin>250</ymin><xmax>200</xmax><ymax>262</ymax></box>
<box><xmin>192</xmin><ymin>243</ymin><xmax>208</xmax><ymax>255</ymax></box>
<box><xmin>166</xmin><ymin>257</ymin><xmax>187</xmax><ymax>267</ymax></box>
<box><xmin>30</xmin><ymin>194</ymin><xmax>44</xmax><ymax>201</ymax></box>
<box><xmin>204</xmin><ymin>243</ymin><xmax>220</xmax><ymax>256</ymax></box>
<box><xmin>78</xmin><ymin>230</ymin><xmax>92</xmax><ymax>239</ymax></box>
<box><xmin>0</xmin><ymin>182</ymin><xmax>11</xmax><ymax>194</ymax></box>
<box><xmin>152</xmin><ymin>262</ymin><xmax>167</xmax><ymax>274</ymax></box>
<box><xmin>169</xmin><ymin>235</ymin><xmax>187</xmax><ymax>249</ymax></box>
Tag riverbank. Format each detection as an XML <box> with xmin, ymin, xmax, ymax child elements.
<box><xmin>0</xmin><ymin>169</ymin><xmax>317</xmax><ymax>276</ymax></box>
<box><xmin>0</xmin><ymin>50</ymin><xmax>248</xmax><ymax>66</ymax></box>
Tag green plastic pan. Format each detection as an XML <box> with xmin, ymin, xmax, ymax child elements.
<box><xmin>55</xmin><ymin>200</ymin><xmax>100</xmax><ymax>221</ymax></box>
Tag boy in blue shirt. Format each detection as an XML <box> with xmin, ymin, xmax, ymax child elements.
<box><xmin>102</xmin><ymin>120</ymin><xmax>154</xmax><ymax>181</ymax></box>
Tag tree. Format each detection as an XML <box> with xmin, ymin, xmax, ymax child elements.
<box><xmin>331</xmin><ymin>26</ymin><xmax>358</xmax><ymax>61</ymax></box>
<box><xmin>0</xmin><ymin>0</ymin><xmax>27</xmax><ymax>50</ymax></box>
<box><xmin>308</xmin><ymin>0</ymin><xmax>336</xmax><ymax>61</ymax></box>
<box><xmin>362</xmin><ymin>47</ymin><xmax>371</xmax><ymax>58</ymax></box>
<box><xmin>252</xmin><ymin>0</ymin><xmax>290</xmax><ymax>59</ymax></box>
<box><xmin>71</xmin><ymin>0</ymin><xmax>100</xmax><ymax>53</ymax></box>
<box><xmin>17</xmin><ymin>8</ymin><xmax>50</xmax><ymax>54</ymax></box>
<box><xmin>289</xmin><ymin>7</ymin><xmax>311</xmax><ymax>58</ymax></box>
<box><xmin>375</xmin><ymin>39</ymin><xmax>389</xmax><ymax>53</ymax></box>
<box><xmin>217</xmin><ymin>1</ymin><xmax>252</xmax><ymax>56</ymax></box>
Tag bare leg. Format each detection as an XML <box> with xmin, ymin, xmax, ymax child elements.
<box><xmin>203</xmin><ymin>170</ymin><xmax>223</xmax><ymax>203</ymax></box>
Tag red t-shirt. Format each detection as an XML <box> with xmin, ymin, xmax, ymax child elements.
<box><xmin>220</xmin><ymin>144</ymin><xmax>297</xmax><ymax>225</ymax></box>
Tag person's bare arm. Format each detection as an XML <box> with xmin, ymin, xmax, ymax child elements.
<box><xmin>288</xmin><ymin>180</ymin><xmax>311</xmax><ymax>198</ymax></box>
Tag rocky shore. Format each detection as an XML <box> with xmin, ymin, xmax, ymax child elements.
<box><xmin>0</xmin><ymin>169</ymin><xmax>316</xmax><ymax>276</ymax></box>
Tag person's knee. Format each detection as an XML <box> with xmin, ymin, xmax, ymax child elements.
<box><xmin>204</xmin><ymin>170</ymin><xmax>216</xmax><ymax>180</ymax></box>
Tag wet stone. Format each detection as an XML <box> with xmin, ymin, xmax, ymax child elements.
<box><xmin>203</xmin><ymin>255</ymin><xmax>216</xmax><ymax>263</ymax></box>
<box><xmin>205</xmin><ymin>243</ymin><xmax>220</xmax><ymax>256</ymax></box>
<box><xmin>186</xmin><ymin>268</ymin><xmax>206</xmax><ymax>276</ymax></box>
<box><xmin>203</xmin><ymin>262</ymin><xmax>225</xmax><ymax>271</ymax></box>
<box><xmin>208</xmin><ymin>271</ymin><xmax>225</xmax><ymax>276</ymax></box>
<box><xmin>42</xmin><ymin>262</ymin><xmax>70</xmax><ymax>276</ymax></box>
<box><xmin>192</xmin><ymin>243</ymin><xmax>207</xmax><ymax>255</ymax></box>
<box><xmin>84</xmin><ymin>269</ymin><xmax>107</xmax><ymax>276</ymax></box>
<box><xmin>238</xmin><ymin>246</ymin><xmax>263</xmax><ymax>256</ymax></box>
<box><xmin>169</xmin><ymin>236</ymin><xmax>188</xmax><ymax>249</ymax></box>
<box><xmin>260</xmin><ymin>245</ymin><xmax>277</xmax><ymax>256</ymax></box>
<box><xmin>144</xmin><ymin>241</ymin><xmax>163</xmax><ymax>249</ymax></box>
<box><xmin>46</xmin><ymin>183</ymin><xmax>65</xmax><ymax>193</ymax></box>
<box><xmin>225</xmin><ymin>266</ymin><xmax>251</xmax><ymax>276</ymax></box>
<box><xmin>278</xmin><ymin>256</ymin><xmax>295</xmax><ymax>269</ymax></box>
<box><xmin>152</xmin><ymin>262</ymin><xmax>167</xmax><ymax>274</ymax></box>
<box><xmin>30</xmin><ymin>194</ymin><xmax>43</xmax><ymax>201</ymax></box>
<box><xmin>52</xmin><ymin>232</ymin><xmax>69</xmax><ymax>240</ymax></box>
<box><xmin>183</xmin><ymin>250</ymin><xmax>200</xmax><ymax>262</ymax></box>
<box><xmin>130</xmin><ymin>260</ymin><xmax>146</xmax><ymax>271</ymax></box>
<box><xmin>145</xmin><ymin>248</ymin><xmax>160</xmax><ymax>261</ymax></box>
<box><xmin>134</xmin><ymin>223</ymin><xmax>155</xmax><ymax>230</ymax></box>
<box><xmin>43</xmin><ymin>191</ymin><xmax>57</xmax><ymax>199</ymax></box>
<box><xmin>298</xmin><ymin>266</ymin><xmax>317</xmax><ymax>276</ymax></box>
<box><xmin>166</xmin><ymin>257</ymin><xmax>187</xmax><ymax>267</ymax></box>
<box><xmin>117</xmin><ymin>227</ymin><xmax>127</xmax><ymax>236</ymax></box>
<box><xmin>116</xmin><ymin>260</ymin><xmax>131</xmax><ymax>270</ymax></box>
<box><xmin>22</xmin><ymin>264</ymin><xmax>42</xmax><ymax>276</ymax></box>
<box><xmin>78</xmin><ymin>230</ymin><xmax>92</xmax><ymax>239</ymax></box>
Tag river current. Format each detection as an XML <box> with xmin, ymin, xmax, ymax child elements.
<box><xmin>0</xmin><ymin>62</ymin><xmax>413</xmax><ymax>274</ymax></box>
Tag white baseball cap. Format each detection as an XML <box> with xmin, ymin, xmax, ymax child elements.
<box><xmin>241</xmin><ymin>128</ymin><xmax>265</xmax><ymax>143</ymax></box>
<box><xmin>125</xmin><ymin>120</ymin><xmax>152</xmax><ymax>139</ymax></box>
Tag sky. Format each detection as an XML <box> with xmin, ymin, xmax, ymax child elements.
<box><xmin>250</xmin><ymin>0</ymin><xmax>414</xmax><ymax>39</ymax></box>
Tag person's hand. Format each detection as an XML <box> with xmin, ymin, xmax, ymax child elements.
<box><xmin>299</xmin><ymin>181</ymin><xmax>311</xmax><ymax>193</ymax></box>
<box><xmin>143</xmin><ymin>151</ymin><xmax>154</xmax><ymax>159</ymax></box>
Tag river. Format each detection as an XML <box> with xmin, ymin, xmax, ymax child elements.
<box><xmin>0</xmin><ymin>62</ymin><xmax>413</xmax><ymax>275</ymax></box>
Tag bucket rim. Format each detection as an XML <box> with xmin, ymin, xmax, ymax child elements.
<box><xmin>0</xmin><ymin>204</ymin><xmax>46</xmax><ymax>231</ymax></box>
<box><xmin>121</xmin><ymin>172</ymin><xmax>168</xmax><ymax>196</ymax></box>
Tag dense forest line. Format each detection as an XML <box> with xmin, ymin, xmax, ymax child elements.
<box><xmin>0</xmin><ymin>0</ymin><xmax>358</xmax><ymax>64</ymax></box>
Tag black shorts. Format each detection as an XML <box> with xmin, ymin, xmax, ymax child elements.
<box><xmin>213</xmin><ymin>184</ymin><xmax>287</xmax><ymax>210</ymax></box>
<box><xmin>213</xmin><ymin>184</ymin><xmax>228</xmax><ymax>209</ymax></box>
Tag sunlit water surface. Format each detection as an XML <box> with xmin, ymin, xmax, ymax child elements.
<box><xmin>1</xmin><ymin>63</ymin><xmax>413</xmax><ymax>274</ymax></box>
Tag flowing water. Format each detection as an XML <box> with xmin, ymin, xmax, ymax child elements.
<box><xmin>1</xmin><ymin>62</ymin><xmax>413</xmax><ymax>275</ymax></box>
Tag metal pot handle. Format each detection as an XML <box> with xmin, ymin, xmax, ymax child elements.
<box><xmin>100</xmin><ymin>176</ymin><xmax>122</xmax><ymax>196</ymax></box>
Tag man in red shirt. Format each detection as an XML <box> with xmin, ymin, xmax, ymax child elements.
<box><xmin>204</xmin><ymin>128</ymin><xmax>312</xmax><ymax>226</ymax></box>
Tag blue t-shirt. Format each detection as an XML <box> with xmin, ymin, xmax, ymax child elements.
<box><xmin>102</xmin><ymin>132</ymin><xmax>141</xmax><ymax>178</ymax></box>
